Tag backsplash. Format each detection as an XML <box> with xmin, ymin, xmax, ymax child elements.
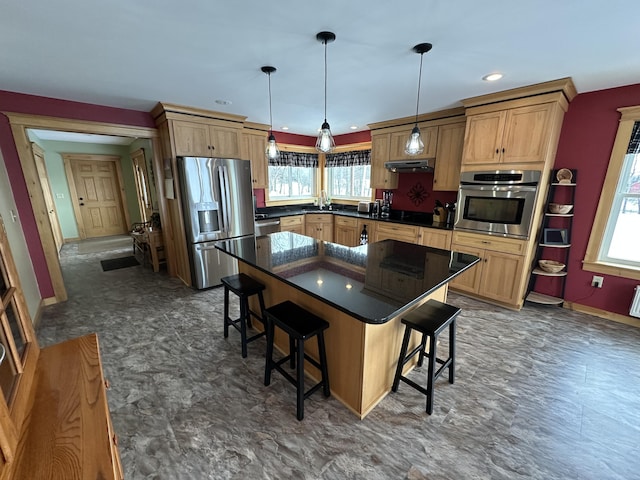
<box><xmin>375</xmin><ymin>172</ymin><xmax>458</xmax><ymax>213</ymax></box>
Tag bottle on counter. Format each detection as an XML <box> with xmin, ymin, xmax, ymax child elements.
<box><xmin>360</xmin><ymin>224</ymin><xmax>368</xmax><ymax>245</ymax></box>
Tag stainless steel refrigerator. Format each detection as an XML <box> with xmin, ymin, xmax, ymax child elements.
<box><xmin>177</xmin><ymin>157</ymin><xmax>254</xmax><ymax>289</ymax></box>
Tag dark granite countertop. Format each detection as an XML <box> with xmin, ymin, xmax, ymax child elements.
<box><xmin>215</xmin><ymin>232</ymin><xmax>479</xmax><ymax>324</ymax></box>
<box><xmin>254</xmin><ymin>206</ymin><xmax>453</xmax><ymax>231</ymax></box>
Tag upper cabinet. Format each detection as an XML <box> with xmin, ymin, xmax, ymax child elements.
<box><xmin>370</xmin><ymin>133</ymin><xmax>398</xmax><ymax>189</ymax></box>
<box><xmin>173</xmin><ymin>119</ymin><xmax>242</xmax><ymax>158</ymax></box>
<box><xmin>433</xmin><ymin>120</ymin><xmax>465</xmax><ymax>191</ymax></box>
<box><xmin>241</xmin><ymin>125</ymin><xmax>269</xmax><ymax>188</ymax></box>
<box><xmin>460</xmin><ymin>78</ymin><xmax>577</xmax><ymax>172</ymax></box>
<box><xmin>388</xmin><ymin>124</ymin><xmax>438</xmax><ymax>161</ymax></box>
<box><xmin>368</xmin><ymin>109</ymin><xmax>466</xmax><ymax>192</ymax></box>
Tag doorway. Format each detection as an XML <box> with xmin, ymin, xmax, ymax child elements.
<box><xmin>6</xmin><ymin>113</ymin><xmax>164</xmax><ymax>303</ymax></box>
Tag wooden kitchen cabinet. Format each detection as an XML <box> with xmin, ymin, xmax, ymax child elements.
<box><xmin>372</xmin><ymin>221</ymin><xmax>419</xmax><ymax>244</ymax></box>
<box><xmin>462</xmin><ymin>103</ymin><xmax>555</xmax><ymax>167</ymax></box>
<box><xmin>449</xmin><ymin>231</ymin><xmax>527</xmax><ymax>307</ymax></box>
<box><xmin>418</xmin><ymin>227</ymin><xmax>452</xmax><ymax>250</ymax></box>
<box><xmin>305</xmin><ymin>213</ymin><xmax>334</xmax><ymax>242</ymax></box>
<box><xmin>433</xmin><ymin>121</ymin><xmax>465</xmax><ymax>191</ymax></box>
<box><xmin>370</xmin><ymin>133</ymin><xmax>398</xmax><ymax>189</ymax></box>
<box><xmin>242</xmin><ymin>127</ymin><xmax>268</xmax><ymax>188</ymax></box>
<box><xmin>280</xmin><ymin>215</ymin><xmax>305</xmax><ymax>235</ymax></box>
<box><xmin>334</xmin><ymin>215</ymin><xmax>360</xmax><ymax>247</ymax></box>
<box><xmin>173</xmin><ymin>119</ymin><xmax>242</xmax><ymax>158</ymax></box>
<box><xmin>389</xmin><ymin>124</ymin><xmax>438</xmax><ymax>161</ymax></box>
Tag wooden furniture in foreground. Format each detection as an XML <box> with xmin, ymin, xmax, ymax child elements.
<box><xmin>264</xmin><ymin>301</ymin><xmax>331</xmax><ymax>421</ymax></box>
<box><xmin>0</xmin><ymin>214</ymin><xmax>121</xmax><ymax>479</ymax></box>
<box><xmin>391</xmin><ymin>299</ymin><xmax>460</xmax><ymax>415</ymax></box>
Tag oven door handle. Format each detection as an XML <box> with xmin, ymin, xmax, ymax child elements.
<box><xmin>460</xmin><ymin>184</ymin><xmax>538</xmax><ymax>192</ymax></box>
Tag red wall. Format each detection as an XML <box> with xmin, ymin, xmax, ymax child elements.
<box><xmin>0</xmin><ymin>90</ymin><xmax>154</xmax><ymax>298</ymax></box>
<box><xmin>540</xmin><ymin>83</ymin><xmax>640</xmax><ymax>316</ymax></box>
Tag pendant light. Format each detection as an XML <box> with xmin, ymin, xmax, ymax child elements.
<box><xmin>405</xmin><ymin>42</ymin><xmax>432</xmax><ymax>156</ymax></box>
<box><xmin>261</xmin><ymin>66</ymin><xmax>280</xmax><ymax>161</ymax></box>
<box><xmin>316</xmin><ymin>31</ymin><xmax>336</xmax><ymax>153</ymax></box>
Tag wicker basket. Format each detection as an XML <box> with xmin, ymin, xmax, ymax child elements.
<box><xmin>538</xmin><ymin>260</ymin><xmax>565</xmax><ymax>273</ymax></box>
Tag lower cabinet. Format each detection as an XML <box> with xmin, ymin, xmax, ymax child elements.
<box><xmin>279</xmin><ymin>215</ymin><xmax>305</xmax><ymax>235</ymax></box>
<box><xmin>418</xmin><ymin>227</ymin><xmax>452</xmax><ymax>250</ymax></box>
<box><xmin>372</xmin><ymin>222</ymin><xmax>419</xmax><ymax>243</ymax></box>
<box><xmin>449</xmin><ymin>231</ymin><xmax>527</xmax><ymax>307</ymax></box>
<box><xmin>334</xmin><ymin>216</ymin><xmax>359</xmax><ymax>247</ymax></box>
<box><xmin>305</xmin><ymin>214</ymin><xmax>334</xmax><ymax>242</ymax></box>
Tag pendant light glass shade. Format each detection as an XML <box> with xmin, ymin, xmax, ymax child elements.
<box><xmin>261</xmin><ymin>66</ymin><xmax>280</xmax><ymax>161</ymax></box>
<box><xmin>405</xmin><ymin>43</ymin><xmax>432</xmax><ymax>156</ymax></box>
<box><xmin>405</xmin><ymin>125</ymin><xmax>424</xmax><ymax>156</ymax></box>
<box><xmin>316</xmin><ymin>31</ymin><xmax>336</xmax><ymax>154</ymax></box>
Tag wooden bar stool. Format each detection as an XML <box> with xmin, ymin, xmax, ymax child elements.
<box><xmin>221</xmin><ymin>273</ymin><xmax>266</xmax><ymax>358</ymax></box>
<box><xmin>263</xmin><ymin>301</ymin><xmax>330</xmax><ymax>420</ymax></box>
<box><xmin>392</xmin><ymin>299</ymin><xmax>460</xmax><ymax>415</ymax></box>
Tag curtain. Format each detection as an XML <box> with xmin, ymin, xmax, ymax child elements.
<box><xmin>627</xmin><ymin>121</ymin><xmax>640</xmax><ymax>154</ymax></box>
<box><xmin>325</xmin><ymin>149</ymin><xmax>371</xmax><ymax>167</ymax></box>
<box><xmin>269</xmin><ymin>151</ymin><xmax>318</xmax><ymax>167</ymax></box>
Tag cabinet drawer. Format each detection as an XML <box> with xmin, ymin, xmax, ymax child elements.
<box><xmin>306</xmin><ymin>213</ymin><xmax>334</xmax><ymax>224</ymax></box>
<box><xmin>335</xmin><ymin>215</ymin><xmax>358</xmax><ymax>227</ymax></box>
<box><xmin>452</xmin><ymin>231</ymin><xmax>525</xmax><ymax>255</ymax></box>
<box><xmin>375</xmin><ymin>222</ymin><xmax>419</xmax><ymax>243</ymax></box>
<box><xmin>280</xmin><ymin>215</ymin><xmax>304</xmax><ymax>227</ymax></box>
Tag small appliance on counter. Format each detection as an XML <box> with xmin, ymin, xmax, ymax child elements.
<box><xmin>357</xmin><ymin>201</ymin><xmax>370</xmax><ymax>213</ymax></box>
<box><xmin>380</xmin><ymin>191</ymin><xmax>393</xmax><ymax>219</ymax></box>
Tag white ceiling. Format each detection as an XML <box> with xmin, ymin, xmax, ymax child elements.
<box><xmin>3</xmin><ymin>1</ymin><xmax>640</xmax><ymax>137</ymax></box>
<box><xmin>29</xmin><ymin>129</ymin><xmax>135</xmax><ymax>145</ymax></box>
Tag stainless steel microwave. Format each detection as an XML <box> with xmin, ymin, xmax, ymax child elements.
<box><xmin>454</xmin><ymin>170</ymin><xmax>542</xmax><ymax>239</ymax></box>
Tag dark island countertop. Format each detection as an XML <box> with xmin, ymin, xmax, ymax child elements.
<box><xmin>215</xmin><ymin>232</ymin><xmax>479</xmax><ymax>324</ymax></box>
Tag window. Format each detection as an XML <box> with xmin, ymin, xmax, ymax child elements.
<box><xmin>325</xmin><ymin>149</ymin><xmax>372</xmax><ymax>201</ymax></box>
<box><xmin>584</xmin><ymin>106</ymin><xmax>640</xmax><ymax>279</ymax></box>
<box><xmin>268</xmin><ymin>151</ymin><xmax>317</xmax><ymax>201</ymax></box>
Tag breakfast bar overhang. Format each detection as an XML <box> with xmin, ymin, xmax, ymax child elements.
<box><xmin>216</xmin><ymin>232</ymin><xmax>479</xmax><ymax>418</ymax></box>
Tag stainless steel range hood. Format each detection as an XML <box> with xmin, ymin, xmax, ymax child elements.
<box><xmin>384</xmin><ymin>159</ymin><xmax>434</xmax><ymax>173</ymax></box>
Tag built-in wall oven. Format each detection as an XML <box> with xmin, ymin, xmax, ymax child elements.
<box><xmin>454</xmin><ymin>170</ymin><xmax>542</xmax><ymax>239</ymax></box>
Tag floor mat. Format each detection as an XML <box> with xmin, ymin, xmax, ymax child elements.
<box><xmin>100</xmin><ymin>256</ymin><xmax>140</xmax><ymax>272</ymax></box>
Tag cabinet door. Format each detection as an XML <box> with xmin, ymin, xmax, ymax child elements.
<box><xmin>334</xmin><ymin>225</ymin><xmax>358</xmax><ymax>246</ymax></box>
<box><xmin>209</xmin><ymin>126</ymin><xmax>241</xmax><ymax>158</ymax></box>
<box><xmin>461</xmin><ymin>111</ymin><xmax>506</xmax><ymax>165</ymax></box>
<box><xmin>433</xmin><ymin>122</ymin><xmax>464</xmax><ymax>191</ymax></box>
<box><xmin>319</xmin><ymin>221</ymin><xmax>334</xmax><ymax>242</ymax></box>
<box><xmin>479</xmin><ymin>250</ymin><xmax>525</xmax><ymax>304</ymax></box>
<box><xmin>418</xmin><ymin>227</ymin><xmax>452</xmax><ymax>250</ymax></box>
<box><xmin>244</xmin><ymin>133</ymin><xmax>268</xmax><ymax>188</ymax></box>
<box><xmin>370</xmin><ymin>134</ymin><xmax>398</xmax><ymax>189</ymax></box>
<box><xmin>173</xmin><ymin>120</ymin><xmax>211</xmax><ymax>157</ymax></box>
<box><xmin>389</xmin><ymin>126</ymin><xmax>437</xmax><ymax>161</ymax></box>
<box><xmin>449</xmin><ymin>244</ymin><xmax>483</xmax><ymax>293</ymax></box>
<box><xmin>502</xmin><ymin>103</ymin><xmax>553</xmax><ymax>165</ymax></box>
<box><xmin>255</xmin><ymin>236</ymin><xmax>272</xmax><ymax>268</ymax></box>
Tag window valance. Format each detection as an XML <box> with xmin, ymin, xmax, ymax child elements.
<box><xmin>627</xmin><ymin>121</ymin><xmax>640</xmax><ymax>154</ymax></box>
<box><xmin>269</xmin><ymin>151</ymin><xmax>318</xmax><ymax>168</ymax></box>
<box><xmin>325</xmin><ymin>149</ymin><xmax>371</xmax><ymax>167</ymax></box>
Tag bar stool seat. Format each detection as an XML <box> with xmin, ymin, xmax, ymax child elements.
<box><xmin>221</xmin><ymin>273</ymin><xmax>266</xmax><ymax>358</ymax></box>
<box><xmin>263</xmin><ymin>301</ymin><xmax>330</xmax><ymax>420</ymax></box>
<box><xmin>392</xmin><ymin>299</ymin><xmax>460</xmax><ymax>414</ymax></box>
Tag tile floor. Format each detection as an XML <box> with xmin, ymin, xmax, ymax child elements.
<box><xmin>37</xmin><ymin>238</ymin><xmax>640</xmax><ymax>479</ymax></box>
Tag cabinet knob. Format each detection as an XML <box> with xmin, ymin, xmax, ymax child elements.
<box><xmin>496</xmin><ymin>148</ymin><xmax>499</xmax><ymax>154</ymax></box>
<box><xmin>502</xmin><ymin>148</ymin><xmax>505</xmax><ymax>153</ymax></box>
<box><xmin>104</xmin><ymin>379</ymin><xmax>111</xmax><ymax>389</ymax></box>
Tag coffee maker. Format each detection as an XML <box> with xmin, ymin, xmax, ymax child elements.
<box><xmin>380</xmin><ymin>191</ymin><xmax>393</xmax><ymax>218</ymax></box>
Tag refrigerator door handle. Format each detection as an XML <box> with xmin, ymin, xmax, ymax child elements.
<box><xmin>217</xmin><ymin>165</ymin><xmax>229</xmax><ymax>233</ymax></box>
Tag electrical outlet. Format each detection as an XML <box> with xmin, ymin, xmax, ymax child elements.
<box><xmin>592</xmin><ymin>275</ymin><xmax>604</xmax><ymax>288</ymax></box>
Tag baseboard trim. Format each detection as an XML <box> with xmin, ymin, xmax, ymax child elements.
<box><xmin>564</xmin><ymin>301</ymin><xmax>640</xmax><ymax>329</ymax></box>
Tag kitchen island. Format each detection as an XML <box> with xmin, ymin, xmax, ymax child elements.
<box><xmin>216</xmin><ymin>232</ymin><xmax>479</xmax><ymax>418</ymax></box>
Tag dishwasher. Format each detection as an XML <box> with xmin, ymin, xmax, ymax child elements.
<box><xmin>255</xmin><ymin>217</ymin><xmax>280</xmax><ymax>236</ymax></box>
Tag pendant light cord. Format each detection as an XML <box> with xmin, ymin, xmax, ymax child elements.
<box><xmin>414</xmin><ymin>52</ymin><xmax>424</xmax><ymax>125</ymax></box>
<box><xmin>323</xmin><ymin>39</ymin><xmax>328</xmax><ymax>123</ymax></box>
<box><xmin>268</xmin><ymin>71</ymin><xmax>274</xmax><ymax>134</ymax></box>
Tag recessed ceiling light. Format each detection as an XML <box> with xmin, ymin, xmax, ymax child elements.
<box><xmin>282</xmin><ymin>126</ymin><xmax>289</xmax><ymax>131</ymax></box>
<box><xmin>350</xmin><ymin>125</ymin><xmax>358</xmax><ymax>130</ymax></box>
<box><xmin>215</xmin><ymin>99</ymin><xmax>231</xmax><ymax>105</ymax></box>
<box><xmin>482</xmin><ymin>73</ymin><xmax>503</xmax><ymax>82</ymax></box>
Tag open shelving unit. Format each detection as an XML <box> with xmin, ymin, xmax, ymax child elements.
<box><xmin>526</xmin><ymin>168</ymin><xmax>577</xmax><ymax>306</ymax></box>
